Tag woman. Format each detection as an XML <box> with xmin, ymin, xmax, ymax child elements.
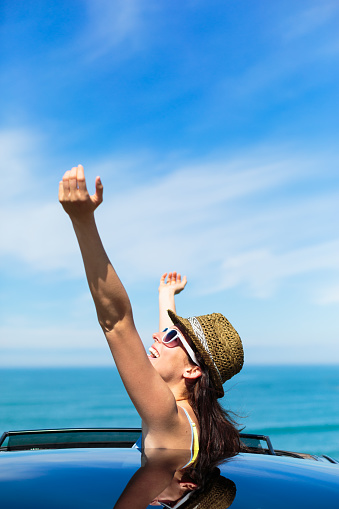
<box><xmin>59</xmin><ymin>164</ymin><xmax>244</xmax><ymax>472</ymax></box>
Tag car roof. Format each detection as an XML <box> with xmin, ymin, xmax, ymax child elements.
<box><xmin>1</xmin><ymin>446</ymin><xmax>339</xmax><ymax>508</ymax></box>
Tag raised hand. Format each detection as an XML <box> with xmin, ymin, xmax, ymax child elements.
<box><xmin>59</xmin><ymin>164</ymin><xmax>103</xmax><ymax>221</ymax></box>
<box><xmin>159</xmin><ymin>272</ymin><xmax>187</xmax><ymax>296</ymax></box>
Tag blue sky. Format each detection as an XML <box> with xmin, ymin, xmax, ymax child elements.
<box><xmin>1</xmin><ymin>0</ymin><xmax>339</xmax><ymax>366</ymax></box>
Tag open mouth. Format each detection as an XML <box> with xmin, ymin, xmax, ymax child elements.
<box><xmin>148</xmin><ymin>346</ymin><xmax>160</xmax><ymax>358</ymax></box>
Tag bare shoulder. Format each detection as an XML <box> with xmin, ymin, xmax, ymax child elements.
<box><xmin>142</xmin><ymin>404</ymin><xmax>198</xmax><ymax>451</ymax></box>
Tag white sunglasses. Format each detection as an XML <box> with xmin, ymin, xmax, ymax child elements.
<box><xmin>162</xmin><ymin>328</ymin><xmax>200</xmax><ymax>366</ymax></box>
<box><xmin>160</xmin><ymin>490</ymin><xmax>195</xmax><ymax>508</ymax></box>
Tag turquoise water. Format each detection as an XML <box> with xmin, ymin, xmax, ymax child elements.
<box><xmin>1</xmin><ymin>365</ymin><xmax>338</xmax><ymax>458</ymax></box>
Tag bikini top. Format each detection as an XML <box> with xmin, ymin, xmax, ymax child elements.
<box><xmin>181</xmin><ymin>407</ymin><xmax>199</xmax><ymax>468</ymax></box>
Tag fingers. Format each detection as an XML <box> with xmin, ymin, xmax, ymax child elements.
<box><xmin>60</xmin><ymin>165</ymin><xmax>90</xmax><ymax>198</ymax></box>
<box><xmin>62</xmin><ymin>170</ymin><xmax>71</xmax><ymax>197</ymax></box>
<box><xmin>77</xmin><ymin>164</ymin><xmax>87</xmax><ymax>193</ymax></box>
<box><xmin>58</xmin><ymin>181</ymin><xmax>64</xmax><ymax>202</ymax></box>
<box><xmin>171</xmin><ymin>272</ymin><xmax>178</xmax><ymax>284</ymax></box>
<box><xmin>93</xmin><ymin>176</ymin><xmax>103</xmax><ymax>205</ymax></box>
<box><xmin>59</xmin><ymin>164</ymin><xmax>104</xmax><ymax>217</ymax></box>
<box><xmin>159</xmin><ymin>272</ymin><xmax>187</xmax><ymax>288</ymax></box>
<box><xmin>174</xmin><ymin>273</ymin><xmax>187</xmax><ymax>288</ymax></box>
<box><xmin>160</xmin><ymin>273</ymin><xmax>168</xmax><ymax>284</ymax></box>
<box><xmin>69</xmin><ymin>166</ymin><xmax>78</xmax><ymax>198</ymax></box>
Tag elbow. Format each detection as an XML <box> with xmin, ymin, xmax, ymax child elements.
<box><xmin>98</xmin><ymin>317</ymin><xmax>115</xmax><ymax>333</ymax></box>
<box><xmin>97</xmin><ymin>313</ymin><xmax>124</xmax><ymax>334</ymax></box>
<box><xmin>97</xmin><ymin>304</ymin><xmax>133</xmax><ymax>334</ymax></box>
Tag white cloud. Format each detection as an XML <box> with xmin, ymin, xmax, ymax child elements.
<box><xmin>0</xmin><ymin>128</ymin><xmax>79</xmax><ymax>272</ymax></box>
<box><xmin>0</xmin><ymin>316</ymin><xmax>155</xmax><ymax>364</ymax></box>
<box><xmin>0</xmin><ymin>129</ymin><xmax>147</xmax><ymax>275</ymax></box>
<box><xmin>1</xmin><ymin>131</ymin><xmax>339</xmax><ymax>365</ymax></box>
<box><xmin>95</xmin><ymin>151</ymin><xmax>339</xmax><ymax>301</ymax></box>
<box><xmin>0</xmin><ymin>200</ymin><xmax>81</xmax><ymax>273</ymax></box>
<box><xmin>76</xmin><ymin>0</ymin><xmax>150</xmax><ymax>61</ymax></box>
<box><xmin>314</xmin><ymin>283</ymin><xmax>339</xmax><ymax>305</ymax></box>
<box><xmin>283</xmin><ymin>1</ymin><xmax>339</xmax><ymax>40</ymax></box>
<box><xmin>97</xmin><ymin>156</ymin><xmax>299</xmax><ymax>276</ymax></box>
<box><xmin>0</xmin><ymin>325</ymin><xmax>102</xmax><ymax>349</ymax></box>
<box><xmin>244</xmin><ymin>345</ymin><xmax>339</xmax><ymax>364</ymax></box>
<box><xmin>0</xmin><ymin>128</ymin><xmax>42</xmax><ymax>199</ymax></box>
<box><xmin>1</xmin><ymin>129</ymin><xmax>339</xmax><ymax>305</ymax></box>
<box><xmin>0</xmin><ymin>348</ymin><xmax>113</xmax><ymax>367</ymax></box>
<box><xmin>219</xmin><ymin>240</ymin><xmax>339</xmax><ymax>299</ymax></box>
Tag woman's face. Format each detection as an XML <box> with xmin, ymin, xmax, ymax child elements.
<box><xmin>148</xmin><ymin>326</ymin><xmax>195</xmax><ymax>383</ymax></box>
<box><xmin>149</xmin><ymin>470</ymin><xmax>197</xmax><ymax>506</ymax></box>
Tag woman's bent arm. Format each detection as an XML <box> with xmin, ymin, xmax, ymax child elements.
<box><xmin>158</xmin><ymin>272</ymin><xmax>187</xmax><ymax>331</ymax></box>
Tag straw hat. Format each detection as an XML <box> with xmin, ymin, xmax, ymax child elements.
<box><xmin>168</xmin><ymin>311</ymin><xmax>244</xmax><ymax>398</ymax></box>
<box><xmin>180</xmin><ymin>469</ymin><xmax>236</xmax><ymax>509</ymax></box>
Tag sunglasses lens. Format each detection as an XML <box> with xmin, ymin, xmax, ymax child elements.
<box><xmin>163</xmin><ymin>329</ymin><xmax>178</xmax><ymax>344</ymax></box>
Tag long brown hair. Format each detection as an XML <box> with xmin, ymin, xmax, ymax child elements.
<box><xmin>186</xmin><ymin>349</ymin><xmax>242</xmax><ymax>475</ymax></box>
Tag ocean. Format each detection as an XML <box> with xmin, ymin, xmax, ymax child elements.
<box><xmin>1</xmin><ymin>365</ymin><xmax>338</xmax><ymax>458</ymax></box>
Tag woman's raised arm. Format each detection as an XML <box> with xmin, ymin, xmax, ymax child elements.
<box><xmin>59</xmin><ymin>165</ymin><xmax>179</xmax><ymax>432</ymax></box>
<box><xmin>59</xmin><ymin>164</ymin><xmax>132</xmax><ymax>331</ymax></box>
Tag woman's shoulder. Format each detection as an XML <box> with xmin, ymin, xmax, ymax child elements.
<box><xmin>142</xmin><ymin>403</ymin><xmax>198</xmax><ymax>450</ymax></box>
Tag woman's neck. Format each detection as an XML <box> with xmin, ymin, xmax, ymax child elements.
<box><xmin>169</xmin><ymin>381</ymin><xmax>189</xmax><ymax>403</ymax></box>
